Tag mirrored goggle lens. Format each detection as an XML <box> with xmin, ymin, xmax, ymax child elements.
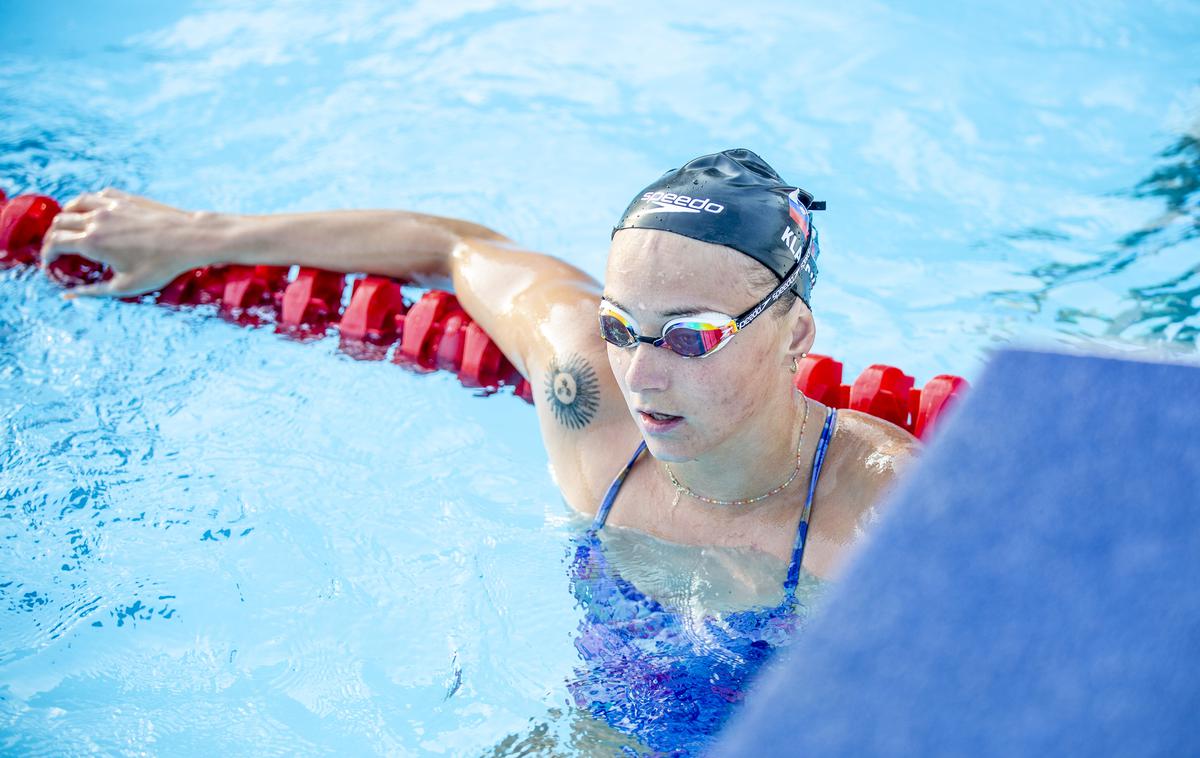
<box><xmin>599</xmin><ymin>312</ymin><xmax>637</xmax><ymax>347</ymax></box>
<box><xmin>663</xmin><ymin>324</ymin><xmax>727</xmax><ymax>357</ymax></box>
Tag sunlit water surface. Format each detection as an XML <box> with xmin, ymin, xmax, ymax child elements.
<box><xmin>1</xmin><ymin>1</ymin><xmax>1197</xmax><ymax>755</ymax></box>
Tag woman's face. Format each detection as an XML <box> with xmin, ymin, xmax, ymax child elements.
<box><xmin>603</xmin><ymin>229</ymin><xmax>803</xmax><ymax>463</ymax></box>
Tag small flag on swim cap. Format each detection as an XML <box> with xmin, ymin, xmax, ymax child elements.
<box><xmin>613</xmin><ymin>148</ymin><xmax>824</xmax><ymax>307</ymax></box>
<box><xmin>787</xmin><ymin>189</ymin><xmax>810</xmax><ymax>240</ymax></box>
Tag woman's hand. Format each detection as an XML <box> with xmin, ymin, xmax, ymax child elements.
<box><xmin>40</xmin><ymin>188</ymin><xmax>214</xmax><ymax>298</ymax></box>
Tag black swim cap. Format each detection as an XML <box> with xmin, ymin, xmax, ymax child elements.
<box><xmin>612</xmin><ymin>148</ymin><xmax>824</xmax><ymax>306</ymax></box>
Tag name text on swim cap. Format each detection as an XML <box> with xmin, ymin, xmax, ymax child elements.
<box><xmin>781</xmin><ymin>227</ymin><xmax>806</xmax><ymax>259</ymax></box>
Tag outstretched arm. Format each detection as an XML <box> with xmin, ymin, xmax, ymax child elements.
<box><xmin>40</xmin><ymin>189</ymin><xmax>605</xmax><ymax>383</ymax></box>
<box><xmin>40</xmin><ymin>188</ymin><xmax>505</xmax><ymax>297</ymax></box>
<box><xmin>39</xmin><ymin>189</ymin><xmax>633</xmax><ymax>447</ymax></box>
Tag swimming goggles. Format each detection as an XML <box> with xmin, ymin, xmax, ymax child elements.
<box><xmin>599</xmin><ymin>255</ymin><xmax>805</xmax><ymax>358</ymax></box>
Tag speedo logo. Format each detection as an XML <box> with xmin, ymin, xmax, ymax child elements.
<box><xmin>641</xmin><ymin>191</ymin><xmax>725</xmax><ymax>214</ymax></box>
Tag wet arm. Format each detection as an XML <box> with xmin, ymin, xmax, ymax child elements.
<box><xmin>40</xmin><ymin>188</ymin><xmax>509</xmax><ymax>297</ymax></box>
<box><xmin>209</xmin><ymin>208</ymin><xmax>509</xmax><ymax>284</ymax></box>
<box><xmin>40</xmin><ymin>188</ymin><xmax>609</xmax><ymax>385</ymax></box>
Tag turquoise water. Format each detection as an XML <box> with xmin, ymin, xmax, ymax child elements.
<box><xmin>1</xmin><ymin>1</ymin><xmax>1198</xmax><ymax>755</ymax></box>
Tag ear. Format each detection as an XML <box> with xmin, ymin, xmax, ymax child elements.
<box><xmin>784</xmin><ymin>301</ymin><xmax>816</xmax><ymax>362</ymax></box>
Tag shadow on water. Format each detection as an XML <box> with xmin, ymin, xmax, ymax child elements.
<box><xmin>990</xmin><ymin>118</ymin><xmax>1200</xmax><ymax>349</ymax></box>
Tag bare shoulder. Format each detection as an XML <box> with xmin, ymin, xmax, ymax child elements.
<box><xmin>824</xmin><ymin>409</ymin><xmax>920</xmax><ymax>513</ymax></box>
<box><xmin>831</xmin><ymin>409</ymin><xmax>921</xmax><ymax>481</ymax></box>
<box><xmin>447</xmin><ymin>235</ymin><xmax>640</xmax><ymax>516</ymax></box>
<box><xmin>804</xmin><ymin>408</ymin><xmax>919</xmax><ymax>577</ymax></box>
<box><xmin>523</xmin><ymin>300</ymin><xmax>643</xmax><ymax>516</ymax></box>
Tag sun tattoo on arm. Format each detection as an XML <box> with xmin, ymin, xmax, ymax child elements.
<box><xmin>544</xmin><ymin>353</ymin><xmax>600</xmax><ymax>430</ymax></box>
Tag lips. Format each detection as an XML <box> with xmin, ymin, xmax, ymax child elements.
<box><xmin>637</xmin><ymin>408</ymin><xmax>684</xmax><ymax>433</ymax></box>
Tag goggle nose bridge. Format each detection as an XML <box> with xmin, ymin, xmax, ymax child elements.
<box><xmin>630</xmin><ymin>333</ymin><xmax>665</xmax><ymax>347</ymax></box>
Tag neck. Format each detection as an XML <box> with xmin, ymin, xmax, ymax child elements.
<box><xmin>666</xmin><ymin>391</ymin><xmax>811</xmax><ymax>508</ymax></box>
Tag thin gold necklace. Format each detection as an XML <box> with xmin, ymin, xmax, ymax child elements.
<box><xmin>665</xmin><ymin>398</ymin><xmax>810</xmax><ymax>508</ymax></box>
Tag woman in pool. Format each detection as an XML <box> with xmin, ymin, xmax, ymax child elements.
<box><xmin>40</xmin><ymin>148</ymin><xmax>916</xmax><ymax>752</ymax></box>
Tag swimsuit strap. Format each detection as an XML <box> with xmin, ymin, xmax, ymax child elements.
<box><xmin>592</xmin><ymin>439</ymin><xmax>648</xmax><ymax>530</ymax></box>
<box><xmin>784</xmin><ymin>407</ymin><xmax>838</xmax><ymax>599</ymax></box>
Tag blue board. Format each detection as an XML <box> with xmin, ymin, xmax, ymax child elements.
<box><xmin>712</xmin><ymin>348</ymin><xmax>1200</xmax><ymax>757</ymax></box>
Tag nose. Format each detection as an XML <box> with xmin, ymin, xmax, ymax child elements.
<box><xmin>623</xmin><ymin>341</ymin><xmax>671</xmax><ymax>394</ymax></box>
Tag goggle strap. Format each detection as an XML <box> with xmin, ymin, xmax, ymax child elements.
<box><xmin>734</xmin><ymin>257</ymin><xmax>803</xmax><ymax>331</ymax></box>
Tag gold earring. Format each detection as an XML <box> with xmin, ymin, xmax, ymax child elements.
<box><xmin>790</xmin><ymin>356</ymin><xmax>799</xmax><ymax>373</ymax></box>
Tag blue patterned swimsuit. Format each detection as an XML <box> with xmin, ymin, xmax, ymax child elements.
<box><xmin>567</xmin><ymin>409</ymin><xmax>838</xmax><ymax>755</ymax></box>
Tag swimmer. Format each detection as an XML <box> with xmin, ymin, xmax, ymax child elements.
<box><xmin>40</xmin><ymin>148</ymin><xmax>919</xmax><ymax>752</ymax></box>
<box><xmin>40</xmin><ymin>148</ymin><xmax>916</xmax><ymax>582</ymax></box>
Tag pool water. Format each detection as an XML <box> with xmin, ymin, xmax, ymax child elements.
<box><xmin>2</xmin><ymin>1</ymin><xmax>1198</xmax><ymax>755</ymax></box>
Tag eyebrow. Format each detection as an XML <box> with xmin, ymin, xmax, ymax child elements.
<box><xmin>601</xmin><ymin>295</ymin><xmax>714</xmax><ymax>320</ymax></box>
